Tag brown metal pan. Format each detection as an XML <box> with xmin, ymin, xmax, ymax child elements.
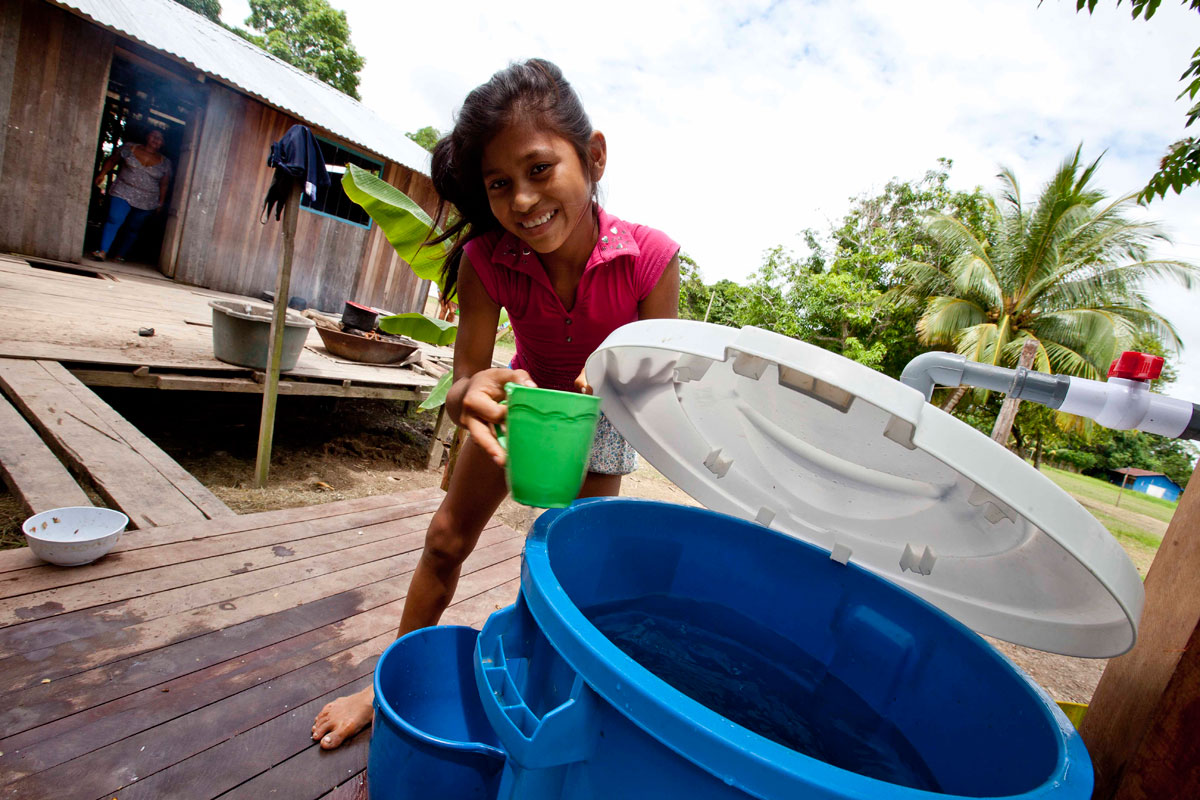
<box><xmin>315</xmin><ymin>326</ymin><xmax>420</xmax><ymax>364</ymax></box>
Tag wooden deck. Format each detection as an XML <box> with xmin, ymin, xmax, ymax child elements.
<box><xmin>0</xmin><ymin>488</ymin><xmax>523</xmax><ymax>800</ymax></box>
<box><xmin>0</xmin><ymin>254</ymin><xmax>444</xmax><ymax>401</ymax></box>
<box><xmin>0</xmin><ymin>357</ymin><xmax>233</xmax><ymax>527</ymax></box>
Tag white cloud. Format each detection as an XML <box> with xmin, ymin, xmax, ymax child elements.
<box><xmin>225</xmin><ymin>0</ymin><xmax>1200</xmax><ymax>401</ymax></box>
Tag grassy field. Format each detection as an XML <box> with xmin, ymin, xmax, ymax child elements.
<box><xmin>1041</xmin><ymin>466</ymin><xmax>1178</xmax><ymax>524</ymax></box>
<box><xmin>1039</xmin><ymin>465</ymin><xmax>1177</xmax><ymax>575</ymax></box>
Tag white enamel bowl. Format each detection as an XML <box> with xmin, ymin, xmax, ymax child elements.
<box><xmin>23</xmin><ymin>507</ymin><xmax>129</xmax><ymax>566</ymax></box>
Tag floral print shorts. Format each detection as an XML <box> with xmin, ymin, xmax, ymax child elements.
<box><xmin>588</xmin><ymin>411</ymin><xmax>638</xmax><ymax>475</ymax></box>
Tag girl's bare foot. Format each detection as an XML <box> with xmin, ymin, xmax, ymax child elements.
<box><xmin>312</xmin><ymin>685</ymin><xmax>375</xmax><ymax>749</ymax></box>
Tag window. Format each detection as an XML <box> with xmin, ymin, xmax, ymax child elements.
<box><xmin>300</xmin><ymin>137</ymin><xmax>384</xmax><ymax>228</ymax></box>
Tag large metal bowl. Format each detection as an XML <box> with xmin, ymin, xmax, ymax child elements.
<box><xmin>315</xmin><ymin>326</ymin><xmax>419</xmax><ymax>364</ymax></box>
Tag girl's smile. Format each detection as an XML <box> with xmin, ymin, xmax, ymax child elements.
<box><xmin>519</xmin><ymin>208</ymin><xmax>558</xmax><ymax>231</ymax></box>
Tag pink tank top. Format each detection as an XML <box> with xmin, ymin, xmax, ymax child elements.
<box><xmin>464</xmin><ymin>207</ymin><xmax>679</xmax><ymax>391</ymax></box>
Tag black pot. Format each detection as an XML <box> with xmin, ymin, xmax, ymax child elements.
<box><xmin>343</xmin><ymin>301</ymin><xmax>379</xmax><ymax>331</ymax></box>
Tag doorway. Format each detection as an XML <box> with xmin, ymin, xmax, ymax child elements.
<box><xmin>86</xmin><ymin>50</ymin><xmax>202</xmax><ymax>273</ymax></box>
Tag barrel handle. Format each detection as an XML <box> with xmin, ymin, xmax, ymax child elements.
<box><xmin>475</xmin><ymin>605</ymin><xmax>599</xmax><ymax>769</ymax></box>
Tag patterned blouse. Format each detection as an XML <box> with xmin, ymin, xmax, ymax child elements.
<box><xmin>109</xmin><ymin>144</ymin><xmax>173</xmax><ymax>210</ymax></box>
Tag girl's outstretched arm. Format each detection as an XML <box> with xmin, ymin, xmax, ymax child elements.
<box><xmin>638</xmin><ymin>254</ymin><xmax>681</xmax><ymax>321</ymax></box>
<box><xmin>445</xmin><ymin>253</ymin><xmax>535</xmax><ymax>465</ymax></box>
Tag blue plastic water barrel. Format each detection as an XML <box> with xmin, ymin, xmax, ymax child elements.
<box><xmin>369</xmin><ymin>625</ymin><xmax>505</xmax><ymax>799</ymax></box>
<box><xmin>474</xmin><ymin>497</ymin><xmax>1092</xmax><ymax>799</ymax></box>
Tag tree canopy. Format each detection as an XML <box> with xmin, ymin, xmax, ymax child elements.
<box><xmin>680</xmin><ymin>159</ymin><xmax>993</xmax><ymax>377</ymax></box>
<box><xmin>173</xmin><ymin>0</ymin><xmax>222</xmax><ymax>22</ymax></box>
<box><xmin>237</xmin><ymin>0</ymin><xmax>365</xmax><ymax>100</ymax></box>
<box><xmin>894</xmin><ymin>147</ymin><xmax>1197</xmax><ymax>380</ymax></box>
<box><xmin>678</xmin><ymin>153</ymin><xmax>1196</xmax><ymax>480</ymax></box>
<box><xmin>405</xmin><ymin>126</ymin><xmax>441</xmax><ymax>153</ymax></box>
<box><xmin>171</xmin><ymin>0</ymin><xmax>365</xmax><ymax>99</ymax></box>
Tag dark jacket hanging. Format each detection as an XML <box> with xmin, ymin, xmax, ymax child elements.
<box><xmin>262</xmin><ymin>124</ymin><xmax>330</xmax><ymax>222</ymax></box>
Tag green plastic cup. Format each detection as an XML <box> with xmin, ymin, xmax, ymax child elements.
<box><xmin>498</xmin><ymin>383</ymin><xmax>602</xmax><ymax>508</ymax></box>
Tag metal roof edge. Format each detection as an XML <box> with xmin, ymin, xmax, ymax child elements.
<box><xmin>45</xmin><ymin>0</ymin><xmax>432</xmax><ymax>177</ymax></box>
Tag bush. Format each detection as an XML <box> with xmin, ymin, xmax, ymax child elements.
<box><xmin>1049</xmin><ymin>449</ymin><xmax>1099</xmax><ymax>471</ymax></box>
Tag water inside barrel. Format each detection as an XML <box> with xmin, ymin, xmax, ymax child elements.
<box><xmin>587</xmin><ymin>594</ymin><xmax>941</xmax><ymax>792</ymax></box>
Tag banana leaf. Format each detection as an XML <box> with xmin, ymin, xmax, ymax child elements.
<box><xmin>379</xmin><ymin>313</ymin><xmax>458</xmax><ymax>345</ymax></box>
<box><xmin>418</xmin><ymin>370</ymin><xmax>453</xmax><ymax>412</ymax></box>
<box><xmin>341</xmin><ymin>164</ymin><xmax>452</xmax><ymax>298</ymax></box>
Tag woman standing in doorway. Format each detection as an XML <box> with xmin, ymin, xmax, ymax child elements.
<box><xmin>91</xmin><ymin>128</ymin><xmax>173</xmax><ymax>262</ymax></box>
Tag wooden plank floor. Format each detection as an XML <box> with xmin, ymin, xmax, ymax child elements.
<box><xmin>0</xmin><ymin>488</ymin><xmax>523</xmax><ymax>800</ymax></box>
<box><xmin>0</xmin><ymin>254</ymin><xmax>442</xmax><ymax>394</ymax></box>
<box><xmin>0</xmin><ymin>391</ymin><xmax>92</xmax><ymax>517</ymax></box>
<box><xmin>0</xmin><ymin>358</ymin><xmax>231</xmax><ymax>528</ymax></box>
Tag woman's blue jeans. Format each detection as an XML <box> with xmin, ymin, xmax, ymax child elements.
<box><xmin>99</xmin><ymin>196</ymin><xmax>155</xmax><ymax>258</ymax></box>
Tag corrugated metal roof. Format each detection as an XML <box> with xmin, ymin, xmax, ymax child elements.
<box><xmin>1113</xmin><ymin>467</ymin><xmax>1166</xmax><ymax>477</ymax></box>
<box><xmin>51</xmin><ymin>0</ymin><xmax>432</xmax><ymax>176</ymax></box>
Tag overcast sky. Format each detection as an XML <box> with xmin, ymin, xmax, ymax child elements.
<box><xmin>228</xmin><ymin>0</ymin><xmax>1200</xmax><ymax>402</ymax></box>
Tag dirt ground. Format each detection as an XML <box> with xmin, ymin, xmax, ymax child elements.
<box><xmin>1074</xmin><ymin>494</ymin><xmax>1170</xmax><ymax>538</ymax></box>
<box><xmin>0</xmin><ymin>389</ymin><xmax>1123</xmax><ymax>705</ymax></box>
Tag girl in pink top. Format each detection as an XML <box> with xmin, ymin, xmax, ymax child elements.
<box><xmin>312</xmin><ymin>58</ymin><xmax>680</xmax><ymax>749</ymax></box>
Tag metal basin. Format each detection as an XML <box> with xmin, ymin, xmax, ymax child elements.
<box><xmin>315</xmin><ymin>326</ymin><xmax>419</xmax><ymax>364</ymax></box>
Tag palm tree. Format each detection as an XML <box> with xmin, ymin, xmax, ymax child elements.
<box><xmin>894</xmin><ymin>147</ymin><xmax>1198</xmax><ymax>444</ymax></box>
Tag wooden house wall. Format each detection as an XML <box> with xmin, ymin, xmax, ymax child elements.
<box><xmin>173</xmin><ymin>84</ymin><xmax>437</xmax><ymax>314</ymax></box>
<box><xmin>0</xmin><ymin>1</ymin><xmax>435</xmax><ymax>315</ymax></box>
<box><xmin>0</xmin><ymin>0</ymin><xmax>112</xmax><ymax>262</ymax></box>
<box><xmin>173</xmin><ymin>84</ymin><xmax>364</xmax><ymax>312</ymax></box>
<box><xmin>353</xmin><ymin>161</ymin><xmax>438</xmax><ymax>314</ymax></box>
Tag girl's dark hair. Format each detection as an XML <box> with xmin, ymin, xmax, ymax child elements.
<box><xmin>428</xmin><ymin>58</ymin><xmax>595</xmax><ymax>299</ymax></box>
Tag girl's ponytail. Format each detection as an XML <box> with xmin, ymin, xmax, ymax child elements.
<box><xmin>425</xmin><ymin>59</ymin><xmax>596</xmax><ymax>300</ymax></box>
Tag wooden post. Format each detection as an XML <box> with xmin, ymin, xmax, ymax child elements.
<box><xmin>991</xmin><ymin>338</ymin><xmax>1039</xmax><ymax>446</ymax></box>
<box><xmin>1081</xmin><ymin>474</ymin><xmax>1200</xmax><ymax>798</ymax></box>
<box><xmin>426</xmin><ymin>403</ymin><xmax>457</xmax><ymax>470</ymax></box>
<box><xmin>254</xmin><ymin>182</ymin><xmax>302</xmax><ymax>488</ymax></box>
<box><xmin>1116</xmin><ymin>471</ymin><xmax>1129</xmax><ymax>507</ymax></box>
<box><xmin>441</xmin><ymin>427</ymin><xmax>467</xmax><ymax>492</ymax></box>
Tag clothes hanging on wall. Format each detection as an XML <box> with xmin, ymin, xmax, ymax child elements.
<box><xmin>262</xmin><ymin>124</ymin><xmax>330</xmax><ymax>222</ymax></box>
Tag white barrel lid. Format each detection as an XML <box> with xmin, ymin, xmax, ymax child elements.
<box><xmin>586</xmin><ymin>320</ymin><xmax>1144</xmax><ymax>658</ymax></box>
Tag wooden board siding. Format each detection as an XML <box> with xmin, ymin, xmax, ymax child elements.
<box><xmin>173</xmin><ymin>84</ymin><xmax>435</xmax><ymax>315</ymax></box>
<box><xmin>353</xmin><ymin>161</ymin><xmax>438</xmax><ymax>314</ymax></box>
<box><xmin>0</xmin><ymin>0</ymin><xmax>112</xmax><ymax>262</ymax></box>
<box><xmin>174</xmin><ymin>84</ymin><xmax>371</xmax><ymax>313</ymax></box>
<box><xmin>0</xmin><ymin>3</ymin><xmax>433</xmax><ymax>314</ymax></box>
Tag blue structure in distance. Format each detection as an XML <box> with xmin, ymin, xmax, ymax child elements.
<box><xmin>1111</xmin><ymin>468</ymin><xmax>1182</xmax><ymax>503</ymax></box>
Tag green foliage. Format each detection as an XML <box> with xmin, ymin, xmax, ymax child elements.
<box><xmin>1070</xmin><ymin>1</ymin><xmax>1200</xmax><ymax>200</ymax></box>
<box><xmin>677</xmin><ymin>159</ymin><xmax>994</xmax><ymax>377</ymax></box>
<box><xmin>1049</xmin><ymin>447</ymin><xmax>1101</xmax><ymax>470</ymax></box>
<box><xmin>1051</xmin><ymin>427</ymin><xmax>1196</xmax><ymax>487</ymax></box>
<box><xmin>406</xmin><ymin>126</ymin><xmax>441</xmax><ymax>153</ymax></box>
<box><xmin>823</xmin><ymin>158</ymin><xmax>995</xmax><ymax>287</ymax></box>
<box><xmin>1074</xmin><ymin>1</ymin><xmax>1200</xmax><ymax>21</ymax></box>
<box><xmin>894</xmin><ymin>147</ymin><xmax>1199</xmax><ymax>385</ymax></box>
<box><xmin>945</xmin><ymin>328</ymin><xmax>1197</xmax><ymax>485</ymax></box>
<box><xmin>418</xmin><ymin>371</ymin><xmax>453</xmax><ymax>411</ymax></box>
<box><xmin>677</xmin><ymin>253</ymin><xmax>709</xmax><ymax>320</ymax></box>
<box><xmin>238</xmin><ymin>0</ymin><xmax>365</xmax><ymax>99</ymax></box>
<box><xmin>378</xmin><ymin>313</ymin><xmax>457</xmax><ymax>345</ymax></box>
<box><xmin>1141</xmin><ymin>137</ymin><xmax>1200</xmax><ymax>201</ymax></box>
<box><xmin>173</xmin><ymin>0</ymin><xmax>222</xmax><ymax>22</ymax></box>
<box><xmin>341</xmin><ymin>164</ymin><xmax>451</xmax><ymax>294</ymax></box>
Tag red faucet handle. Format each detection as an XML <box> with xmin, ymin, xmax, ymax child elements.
<box><xmin>1108</xmin><ymin>351</ymin><xmax>1164</xmax><ymax>381</ymax></box>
